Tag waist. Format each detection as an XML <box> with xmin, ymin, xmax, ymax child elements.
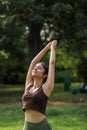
<box><xmin>25</xmin><ymin>109</ymin><xmax>46</xmax><ymax>123</ymax></box>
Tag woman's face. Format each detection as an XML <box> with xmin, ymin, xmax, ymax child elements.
<box><xmin>32</xmin><ymin>63</ymin><xmax>46</xmax><ymax>79</ymax></box>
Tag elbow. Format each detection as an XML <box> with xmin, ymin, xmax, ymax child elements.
<box><xmin>31</xmin><ymin>59</ymin><xmax>37</xmax><ymax>64</ymax></box>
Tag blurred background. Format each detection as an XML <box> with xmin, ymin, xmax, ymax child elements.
<box><xmin>0</xmin><ymin>1</ymin><xmax>87</xmax><ymax>130</ymax></box>
<box><xmin>0</xmin><ymin>0</ymin><xmax>87</xmax><ymax>89</ymax></box>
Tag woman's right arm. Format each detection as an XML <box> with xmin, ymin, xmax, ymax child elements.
<box><xmin>25</xmin><ymin>42</ymin><xmax>51</xmax><ymax>88</ymax></box>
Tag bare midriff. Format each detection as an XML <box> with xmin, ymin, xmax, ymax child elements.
<box><xmin>25</xmin><ymin>109</ymin><xmax>46</xmax><ymax>123</ymax></box>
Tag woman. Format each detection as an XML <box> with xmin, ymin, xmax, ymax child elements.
<box><xmin>22</xmin><ymin>40</ymin><xmax>58</xmax><ymax>130</ymax></box>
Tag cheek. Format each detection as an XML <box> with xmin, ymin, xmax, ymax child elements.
<box><xmin>39</xmin><ymin>70</ymin><xmax>45</xmax><ymax>76</ymax></box>
<box><xmin>40</xmin><ymin>70</ymin><xmax>44</xmax><ymax>74</ymax></box>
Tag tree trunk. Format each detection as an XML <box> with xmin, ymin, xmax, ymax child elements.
<box><xmin>27</xmin><ymin>22</ymin><xmax>43</xmax><ymax>65</ymax></box>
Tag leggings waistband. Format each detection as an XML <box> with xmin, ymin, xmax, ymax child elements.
<box><xmin>23</xmin><ymin>118</ymin><xmax>52</xmax><ymax>130</ymax></box>
<box><xmin>25</xmin><ymin>118</ymin><xmax>47</xmax><ymax>125</ymax></box>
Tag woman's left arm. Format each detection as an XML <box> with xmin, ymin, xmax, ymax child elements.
<box><xmin>43</xmin><ymin>40</ymin><xmax>58</xmax><ymax>97</ymax></box>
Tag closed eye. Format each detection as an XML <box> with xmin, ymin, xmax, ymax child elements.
<box><xmin>38</xmin><ymin>66</ymin><xmax>43</xmax><ymax>70</ymax></box>
<box><xmin>34</xmin><ymin>66</ymin><xmax>43</xmax><ymax>70</ymax></box>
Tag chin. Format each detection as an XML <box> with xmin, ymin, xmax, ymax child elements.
<box><xmin>32</xmin><ymin>74</ymin><xmax>36</xmax><ymax>77</ymax></box>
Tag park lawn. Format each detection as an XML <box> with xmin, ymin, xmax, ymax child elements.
<box><xmin>0</xmin><ymin>84</ymin><xmax>87</xmax><ymax>130</ymax></box>
<box><xmin>0</xmin><ymin>103</ymin><xmax>87</xmax><ymax>130</ymax></box>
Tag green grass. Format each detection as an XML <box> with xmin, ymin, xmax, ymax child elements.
<box><xmin>0</xmin><ymin>84</ymin><xmax>87</xmax><ymax>130</ymax></box>
<box><xmin>0</xmin><ymin>103</ymin><xmax>23</xmax><ymax>130</ymax></box>
<box><xmin>0</xmin><ymin>103</ymin><xmax>87</xmax><ymax>130</ymax></box>
<box><xmin>47</xmin><ymin>105</ymin><xmax>87</xmax><ymax>130</ymax></box>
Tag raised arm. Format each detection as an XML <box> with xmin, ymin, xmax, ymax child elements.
<box><xmin>43</xmin><ymin>40</ymin><xmax>58</xmax><ymax>97</ymax></box>
<box><xmin>25</xmin><ymin>42</ymin><xmax>51</xmax><ymax>88</ymax></box>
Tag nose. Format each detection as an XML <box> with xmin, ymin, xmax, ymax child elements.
<box><xmin>34</xmin><ymin>66</ymin><xmax>37</xmax><ymax>70</ymax></box>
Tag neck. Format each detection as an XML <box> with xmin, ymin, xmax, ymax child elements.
<box><xmin>33</xmin><ymin>78</ymin><xmax>43</xmax><ymax>88</ymax></box>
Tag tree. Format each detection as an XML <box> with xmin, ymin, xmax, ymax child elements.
<box><xmin>0</xmin><ymin>0</ymin><xmax>75</xmax><ymax>62</ymax></box>
<box><xmin>0</xmin><ymin>0</ymin><xmax>87</xmax><ymax>83</ymax></box>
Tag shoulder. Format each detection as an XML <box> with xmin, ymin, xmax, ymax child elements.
<box><xmin>25</xmin><ymin>83</ymin><xmax>33</xmax><ymax>90</ymax></box>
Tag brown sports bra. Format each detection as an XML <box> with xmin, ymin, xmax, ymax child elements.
<box><xmin>22</xmin><ymin>86</ymin><xmax>48</xmax><ymax>115</ymax></box>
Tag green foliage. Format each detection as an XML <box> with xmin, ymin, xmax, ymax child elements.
<box><xmin>77</xmin><ymin>57</ymin><xmax>87</xmax><ymax>83</ymax></box>
<box><xmin>0</xmin><ymin>50</ymin><xmax>9</xmax><ymax>83</ymax></box>
<box><xmin>0</xmin><ymin>0</ymin><xmax>87</xmax><ymax>83</ymax></box>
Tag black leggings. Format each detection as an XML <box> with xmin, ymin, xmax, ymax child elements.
<box><xmin>23</xmin><ymin>118</ymin><xmax>52</xmax><ymax>130</ymax></box>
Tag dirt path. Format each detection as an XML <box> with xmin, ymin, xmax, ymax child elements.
<box><xmin>48</xmin><ymin>100</ymin><xmax>87</xmax><ymax>106</ymax></box>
